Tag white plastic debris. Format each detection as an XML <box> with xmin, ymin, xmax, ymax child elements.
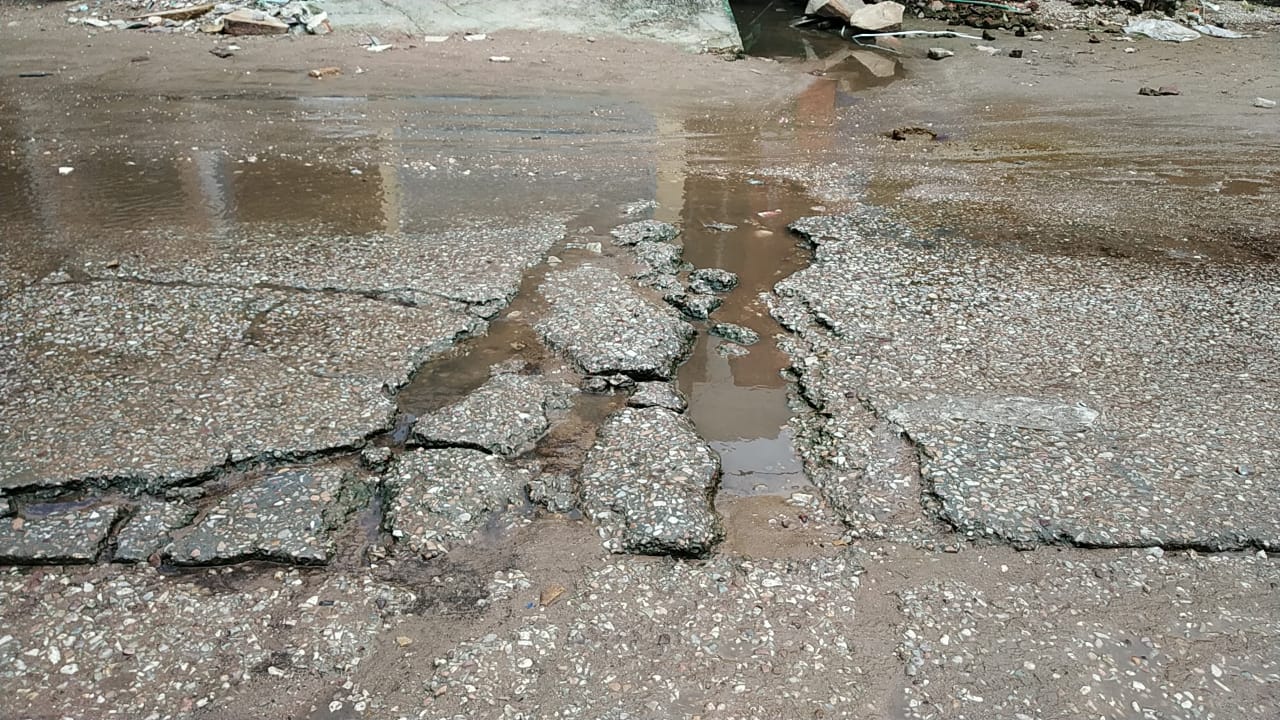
<box><xmin>1124</xmin><ymin>19</ymin><xmax>1199</xmax><ymax>42</ymax></box>
<box><xmin>58</xmin><ymin>166</ymin><xmax>74</xmax><ymax>176</ymax></box>
<box><xmin>1254</xmin><ymin>97</ymin><xmax>1277</xmax><ymax>109</ymax></box>
<box><xmin>1192</xmin><ymin>24</ymin><xmax>1246</xmax><ymax>39</ymax></box>
<box><xmin>489</xmin><ymin>56</ymin><xmax>512</xmax><ymax>63</ymax></box>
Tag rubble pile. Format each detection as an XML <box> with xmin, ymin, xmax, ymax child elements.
<box><xmin>65</xmin><ymin>0</ymin><xmax>331</xmax><ymax>36</ymax></box>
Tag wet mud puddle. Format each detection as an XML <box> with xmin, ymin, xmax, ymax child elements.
<box><xmin>672</xmin><ymin>174</ymin><xmax>817</xmax><ymax>497</ymax></box>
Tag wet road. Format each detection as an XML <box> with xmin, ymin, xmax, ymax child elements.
<box><xmin>2</xmin><ymin>5</ymin><xmax>1279</xmax><ymax>720</ymax></box>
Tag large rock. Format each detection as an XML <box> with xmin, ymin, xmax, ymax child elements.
<box><xmin>412</xmin><ymin>372</ymin><xmax>572</xmax><ymax>457</ymax></box>
<box><xmin>580</xmin><ymin>407</ymin><xmax>723</xmax><ymax>556</ymax></box>
<box><xmin>167</xmin><ymin>467</ymin><xmax>349</xmax><ymax>565</ymax></box>
<box><xmin>384</xmin><ymin>449</ymin><xmax>532</xmax><ymax>559</ymax></box>
<box><xmin>0</xmin><ymin>504</ymin><xmax>122</xmax><ymax>564</ymax></box>
<box><xmin>537</xmin><ymin>266</ymin><xmax>695</xmax><ymax>379</ymax></box>
<box><xmin>848</xmin><ymin>1</ymin><xmax>903</xmax><ymax>31</ymax></box>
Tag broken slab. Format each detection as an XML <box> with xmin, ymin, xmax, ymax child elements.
<box><xmin>0</xmin><ymin>282</ymin><xmax>479</xmax><ymax>492</ymax></box>
<box><xmin>664</xmin><ymin>290</ymin><xmax>722</xmax><ymax>320</ymax></box>
<box><xmin>806</xmin><ymin>0</ymin><xmax>864</xmax><ymax>21</ymax></box>
<box><xmin>167</xmin><ymin>467</ymin><xmax>349</xmax><ymax>565</ymax></box>
<box><xmin>774</xmin><ymin>211</ymin><xmax>1280</xmax><ymax>549</ymax></box>
<box><xmin>627</xmin><ymin>381</ymin><xmax>688</xmax><ymax>413</ymax></box>
<box><xmin>580</xmin><ymin>406</ymin><xmax>723</xmax><ymax>556</ymax></box>
<box><xmin>221</xmin><ymin>8</ymin><xmax>290</xmax><ymax>35</ymax></box>
<box><xmin>112</xmin><ymin>500</ymin><xmax>197</xmax><ymax>563</ymax></box>
<box><xmin>709</xmin><ymin>322</ymin><xmax>760</xmax><ymax>346</ymax></box>
<box><xmin>537</xmin><ymin>266</ymin><xmax>695</xmax><ymax>379</ymax></box>
<box><xmin>631</xmin><ymin>240</ymin><xmax>686</xmax><ymax>278</ymax></box>
<box><xmin>384</xmin><ymin>449</ymin><xmax>532</xmax><ymax>559</ymax></box>
<box><xmin>610</xmin><ymin>220</ymin><xmax>679</xmax><ymax>247</ymax></box>
<box><xmin>411</xmin><ymin>372</ymin><xmax>572</xmax><ymax>457</ymax></box>
<box><xmin>0</xmin><ymin>504</ymin><xmax>122</xmax><ymax>564</ymax></box>
<box><xmin>847</xmin><ymin>1</ymin><xmax>903</xmax><ymax>31</ymax></box>
<box><xmin>688</xmin><ymin>267</ymin><xmax>739</xmax><ymax>294</ymax></box>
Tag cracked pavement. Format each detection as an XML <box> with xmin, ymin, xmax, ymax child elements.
<box><xmin>1</xmin><ymin>9</ymin><xmax>1279</xmax><ymax>720</ymax></box>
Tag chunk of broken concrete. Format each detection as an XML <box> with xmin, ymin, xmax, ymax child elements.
<box><xmin>167</xmin><ymin>467</ymin><xmax>348</xmax><ymax>565</ymax></box>
<box><xmin>580</xmin><ymin>406</ymin><xmax>723</xmax><ymax>556</ymax></box>
<box><xmin>806</xmin><ymin>0</ymin><xmax>865</xmax><ymax>21</ymax></box>
<box><xmin>412</xmin><ymin>372</ymin><xmax>571</xmax><ymax>457</ymax></box>
<box><xmin>0</xmin><ymin>504</ymin><xmax>122</xmax><ymax>564</ymax></box>
<box><xmin>928</xmin><ymin>47</ymin><xmax>954</xmax><ymax>60</ymax></box>
<box><xmin>221</xmin><ymin>8</ymin><xmax>289</xmax><ymax>35</ymax></box>
<box><xmin>610</xmin><ymin>220</ymin><xmax>679</xmax><ymax>246</ymax></box>
<box><xmin>384</xmin><ymin>449</ymin><xmax>532</xmax><ymax>559</ymax></box>
<box><xmin>627</xmin><ymin>382</ymin><xmax>689</xmax><ymax>413</ymax></box>
<box><xmin>710</xmin><ymin>322</ymin><xmax>760</xmax><ymax>346</ymax></box>
<box><xmin>113</xmin><ymin>500</ymin><xmax>197</xmax><ymax>563</ymax></box>
<box><xmin>664</xmin><ymin>291</ymin><xmax>722</xmax><ymax>321</ymax></box>
<box><xmin>847</xmin><ymin>1</ymin><xmax>903</xmax><ymax>32</ymax></box>
<box><xmin>688</xmin><ymin>267</ymin><xmax>739</xmax><ymax>294</ymax></box>
<box><xmin>538</xmin><ymin>266</ymin><xmax>695</xmax><ymax>379</ymax></box>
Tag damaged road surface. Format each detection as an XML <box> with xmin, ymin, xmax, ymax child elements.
<box><xmin>2</xmin><ymin>4</ymin><xmax>1280</xmax><ymax>720</ymax></box>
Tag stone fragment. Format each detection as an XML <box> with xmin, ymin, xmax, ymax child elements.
<box><xmin>627</xmin><ymin>382</ymin><xmax>688</xmax><ymax>413</ymax></box>
<box><xmin>709</xmin><ymin>322</ymin><xmax>760</xmax><ymax>346</ymax></box>
<box><xmin>538</xmin><ymin>266</ymin><xmax>695</xmax><ymax>379</ymax></box>
<box><xmin>360</xmin><ymin>446</ymin><xmax>394</xmax><ymax>472</ymax></box>
<box><xmin>0</xmin><ymin>504</ymin><xmax>122</xmax><ymax>563</ymax></box>
<box><xmin>527</xmin><ymin>473</ymin><xmax>577</xmax><ymax>514</ymax></box>
<box><xmin>113</xmin><ymin>500</ymin><xmax>197</xmax><ymax>563</ymax></box>
<box><xmin>847</xmin><ymin>1</ymin><xmax>903</xmax><ymax>31</ymax></box>
<box><xmin>412</xmin><ymin>373</ymin><xmax>571</xmax><ymax>457</ymax></box>
<box><xmin>663</xmin><ymin>291</ymin><xmax>722</xmax><ymax>320</ymax></box>
<box><xmin>928</xmin><ymin>47</ymin><xmax>954</xmax><ymax>60</ymax></box>
<box><xmin>168</xmin><ymin>467</ymin><xmax>348</xmax><ymax>565</ymax></box>
<box><xmin>221</xmin><ymin>8</ymin><xmax>288</xmax><ymax>35</ymax></box>
<box><xmin>631</xmin><ymin>241</ymin><xmax>685</xmax><ymax>278</ymax></box>
<box><xmin>610</xmin><ymin>220</ymin><xmax>678</xmax><ymax>246</ymax></box>
<box><xmin>384</xmin><ymin>449</ymin><xmax>531</xmax><ymax>559</ymax></box>
<box><xmin>580</xmin><ymin>407</ymin><xmax>723</xmax><ymax>556</ymax></box>
<box><xmin>688</xmin><ymin>267</ymin><xmax>739</xmax><ymax>294</ymax></box>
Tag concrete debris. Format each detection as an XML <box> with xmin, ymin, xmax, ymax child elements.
<box><xmin>688</xmin><ymin>267</ymin><xmax>739</xmax><ymax>294</ymax></box>
<box><xmin>927</xmin><ymin>47</ymin><xmax>954</xmax><ymax>60</ymax></box>
<box><xmin>113</xmin><ymin>500</ymin><xmax>197</xmax><ymax>563</ymax></box>
<box><xmin>1139</xmin><ymin>85</ymin><xmax>1181</xmax><ymax>96</ymax></box>
<box><xmin>806</xmin><ymin>0</ymin><xmax>865</xmax><ymax>22</ymax></box>
<box><xmin>412</xmin><ymin>372</ymin><xmax>572</xmax><ymax>457</ymax></box>
<box><xmin>631</xmin><ymin>240</ymin><xmax>687</xmax><ymax>279</ymax></box>
<box><xmin>85</xmin><ymin>0</ymin><xmax>333</xmax><ymax>36</ymax></box>
<box><xmin>384</xmin><ymin>449</ymin><xmax>532</xmax><ymax>559</ymax></box>
<box><xmin>610</xmin><ymin>220</ymin><xmax>679</xmax><ymax>246</ymax></box>
<box><xmin>582</xmin><ymin>373</ymin><xmax>636</xmax><ymax>394</ymax></box>
<box><xmin>579</xmin><ymin>406</ymin><xmax>723</xmax><ymax>556</ymax></box>
<box><xmin>168</xmin><ymin>467</ymin><xmax>351</xmax><ymax>565</ymax></box>
<box><xmin>663</xmin><ymin>290</ymin><xmax>723</xmax><ymax>320</ymax></box>
<box><xmin>627</xmin><ymin>382</ymin><xmax>689</xmax><ymax>413</ymax></box>
<box><xmin>0</xmin><ymin>504</ymin><xmax>122</xmax><ymax>564</ymax></box>
<box><xmin>538</xmin><ymin>266</ymin><xmax>695</xmax><ymax>380</ymax></box>
<box><xmin>709</xmin><ymin>322</ymin><xmax>760</xmax><ymax>346</ymax></box>
<box><xmin>847</xmin><ymin>1</ymin><xmax>904</xmax><ymax>31</ymax></box>
<box><xmin>527</xmin><ymin>473</ymin><xmax>577</xmax><ymax>514</ymax></box>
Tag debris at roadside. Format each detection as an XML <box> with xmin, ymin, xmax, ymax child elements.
<box><xmin>65</xmin><ymin>0</ymin><xmax>332</xmax><ymax>36</ymax></box>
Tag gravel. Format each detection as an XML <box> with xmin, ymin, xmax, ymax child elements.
<box><xmin>579</xmin><ymin>407</ymin><xmax>723</xmax><ymax>556</ymax></box>
<box><xmin>626</xmin><ymin>382</ymin><xmax>689</xmax><ymax>413</ymax></box>
<box><xmin>384</xmin><ymin>448</ymin><xmax>533</xmax><ymax>559</ymax></box>
<box><xmin>168</xmin><ymin>466</ymin><xmax>353</xmax><ymax>565</ymax></box>
<box><xmin>773</xmin><ymin>210</ymin><xmax>1280</xmax><ymax>549</ymax></box>
<box><xmin>896</xmin><ymin>550</ymin><xmax>1280</xmax><ymax>719</ymax></box>
<box><xmin>0</xmin><ymin>564</ymin><xmax>415</xmax><ymax>720</ymax></box>
<box><xmin>423</xmin><ymin>554</ymin><xmax>866</xmax><ymax>719</ymax></box>
<box><xmin>609</xmin><ymin>220</ymin><xmax>679</xmax><ymax>246</ymax></box>
<box><xmin>0</xmin><ymin>503</ymin><xmax>122</xmax><ymax>564</ymax></box>
<box><xmin>537</xmin><ymin>265</ymin><xmax>695</xmax><ymax>380</ymax></box>
<box><xmin>412</xmin><ymin>372</ymin><xmax>573</xmax><ymax>457</ymax></box>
